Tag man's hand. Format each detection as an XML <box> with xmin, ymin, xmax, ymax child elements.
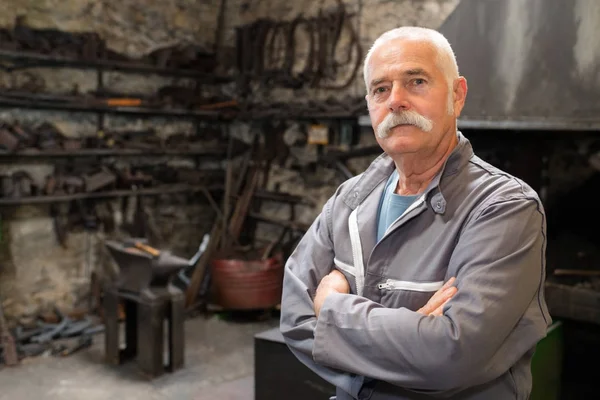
<box><xmin>313</xmin><ymin>272</ymin><xmax>455</xmax><ymax>317</ymax></box>
<box><xmin>314</xmin><ymin>270</ymin><xmax>350</xmax><ymax>317</ymax></box>
<box><xmin>417</xmin><ymin>277</ymin><xmax>457</xmax><ymax>316</ymax></box>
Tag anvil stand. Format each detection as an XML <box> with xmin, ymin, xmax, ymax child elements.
<box><xmin>103</xmin><ymin>239</ymin><xmax>189</xmax><ymax>378</ymax></box>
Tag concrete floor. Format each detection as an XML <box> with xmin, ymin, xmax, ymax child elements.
<box><xmin>0</xmin><ymin>312</ymin><xmax>279</xmax><ymax>400</ymax></box>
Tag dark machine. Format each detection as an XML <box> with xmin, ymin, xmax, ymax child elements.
<box><xmin>102</xmin><ymin>238</ymin><xmax>198</xmax><ymax>378</ymax></box>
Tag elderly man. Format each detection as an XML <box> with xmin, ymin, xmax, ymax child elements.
<box><xmin>279</xmin><ymin>26</ymin><xmax>551</xmax><ymax>400</ymax></box>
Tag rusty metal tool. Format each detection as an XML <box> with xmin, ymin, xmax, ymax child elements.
<box><xmin>58</xmin><ymin>335</ymin><xmax>93</xmax><ymax>357</ymax></box>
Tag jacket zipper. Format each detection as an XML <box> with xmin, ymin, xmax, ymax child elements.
<box><xmin>378</xmin><ymin>279</ymin><xmax>444</xmax><ymax>292</ymax></box>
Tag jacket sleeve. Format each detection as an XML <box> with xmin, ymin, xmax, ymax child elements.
<box><xmin>280</xmin><ymin>196</ymin><xmax>365</xmax><ymax>398</ymax></box>
<box><xmin>311</xmin><ymin>197</ymin><xmax>551</xmax><ymax>393</ymax></box>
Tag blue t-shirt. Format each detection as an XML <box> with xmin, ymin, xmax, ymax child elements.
<box><xmin>377</xmin><ymin>170</ymin><xmax>418</xmax><ymax>241</ymax></box>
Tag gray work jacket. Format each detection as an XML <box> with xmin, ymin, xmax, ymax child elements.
<box><xmin>280</xmin><ymin>132</ymin><xmax>551</xmax><ymax>400</ymax></box>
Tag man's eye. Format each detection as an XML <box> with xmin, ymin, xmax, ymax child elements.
<box><xmin>413</xmin><ymin>78</ymin><xmax>426</xmax><ymax>85</ymax></box>
<box><xmin>374</xmin><ymin>87</ymin><xmax>387</xmax><ymax>94</ymax></box>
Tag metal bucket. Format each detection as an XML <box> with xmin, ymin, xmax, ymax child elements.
<box><xmin>211</xmin><ymin>253</ymin><xmax>283</xmax><ymax>310</ymax></box>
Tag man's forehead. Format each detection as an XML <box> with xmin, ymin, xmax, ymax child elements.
<box><xmin>367</xmin><ymin>39</ymin><xmax>440</xmax><ymax>83</ymax></box>
<box><xmin>372</xmin><ymin>37</ymin><xmax>438</xmax><ymax>64</ymax></box>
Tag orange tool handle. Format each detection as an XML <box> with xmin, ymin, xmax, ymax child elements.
<box><xmin>134</xmin><ymin>242</ymin><xmax>160</xmax><ymax>257</ymax></box>
<box><xmin>106</xmin><ymin>98</ymin><xmax>142</xmax><ymax>107</ymax></box>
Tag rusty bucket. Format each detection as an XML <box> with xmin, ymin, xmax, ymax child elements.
<box><xmin>211</xmin><ymin>252</ymin><xmax>284</xmax><ymax>310</ymax></box>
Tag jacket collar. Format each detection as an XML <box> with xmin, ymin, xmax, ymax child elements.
<box><xmin>342</xmin><ymin>131</ymin><xmax>474</xmax><ymax>212</ymax></box>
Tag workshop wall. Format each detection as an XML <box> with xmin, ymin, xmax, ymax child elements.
<box><xmin>0</xmin><ymin>0</ymin><xmax>223</xmax><ymax>320</ymax></box>
<box><xmin>0</xmin><ymin>0</ymin><xmax>459</xmax><ymax>320</ymax></box>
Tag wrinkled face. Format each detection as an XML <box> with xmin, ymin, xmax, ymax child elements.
<box><xmin>366</xmin><ymin>38</ymin><xmax>465</xmax><ymax>158</ymax></box>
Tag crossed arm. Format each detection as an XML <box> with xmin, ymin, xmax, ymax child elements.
<box><xmin>313</xmin><ymin>270</ymin><xmax>457</xmax><ymax>318</ymax></box>
<box><xmin>281</xmin><ymin>196</ymin><xmax>548</xmax><ymax>395</ymax></box>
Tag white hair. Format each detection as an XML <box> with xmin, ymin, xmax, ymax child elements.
<box><xmin>363</xmin><ymin>27</ymin><xmax>459</xmax><ymax>108</ymax></box>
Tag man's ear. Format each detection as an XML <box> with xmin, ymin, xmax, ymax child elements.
<box><xmin>453</xmin><ymin>77</ymin><xmax>468</xmax><ymax>116</ymax></box>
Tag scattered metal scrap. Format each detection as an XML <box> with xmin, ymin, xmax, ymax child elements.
<box><xmin>0</xmin><ymin>120</ymin><xmax>229</xmax><ymax>200</ymax></box>
<box><xmin>0</xmin><ymin>307</ymin><xmax>104</xmax><ymax>366</ymax></box>
<box><xmin>0</xmin><ymin>120</ymin><xmax>236</xmax><ymax>155</ymax></box>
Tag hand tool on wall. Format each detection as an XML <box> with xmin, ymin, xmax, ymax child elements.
<box><xmin>104</xmin><ymin>98</ymin><xmax>142</xmax><ymax>107</ymax></box>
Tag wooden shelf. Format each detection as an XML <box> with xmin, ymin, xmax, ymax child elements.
<box><xmin>0</xmin><ymin>184</ymin><xmax>223</xmax><ymax>206</ymax></box>
<box><xmin>0</xmin><ymin>92</ymin><xmax>366</xmax><ymax>122</ymax></box>
<box><xmin>0</xmin><ymin>94</ymin><xmax>223</xmax><ymax>119</ymax></box>
<box><xmin>0</xmin><ymin>147</ymin><xmax>228</xmax><ymax>159</ymax></box>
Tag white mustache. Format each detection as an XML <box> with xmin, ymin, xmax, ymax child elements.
<box><xmin>376</xmin><ymin>110</ymin><xmax>434</xmax><ymax>138</ymax></box>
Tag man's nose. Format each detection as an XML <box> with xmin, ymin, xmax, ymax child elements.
<box><xmin>388</xmin><ymin>84</ymin><xmax>410</xmax><ymax>113</ymax></box>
